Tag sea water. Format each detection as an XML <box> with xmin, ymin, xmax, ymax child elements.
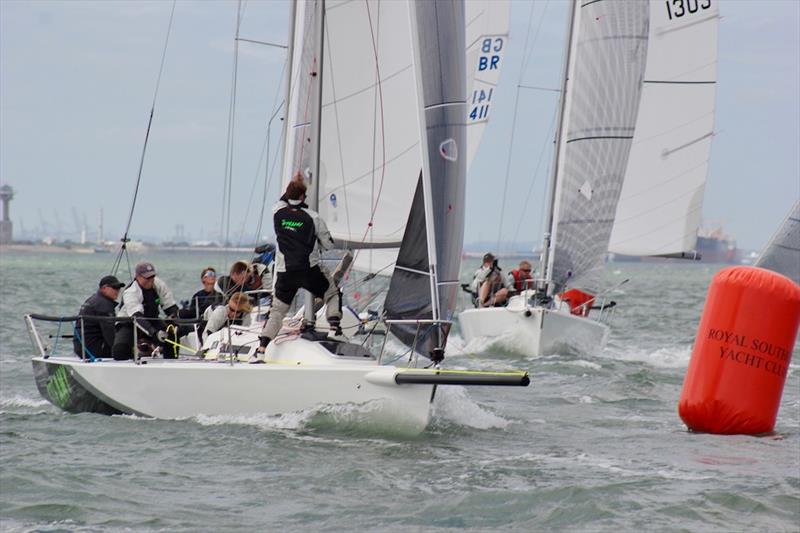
<box><xmin>0</xmin><ymin>250</ymin><xmax>798</xmax><ymax>532</ymax></box>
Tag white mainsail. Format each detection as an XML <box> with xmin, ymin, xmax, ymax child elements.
<box><xmin>465</xmin><ymin>0</ymin><xmax>510</xmax><ymax>170</ymax></box>
<box><xmin>545</xmin><ymin>0</ymin><xmax>649</xmax><ymax>295</ymax></box>
<box><xmin>756</xmin><ymin>201</ymin><xmax>800</xmax><ymax>285</ymax></box>
<box><xmin>281</xmin><ymin>0</ymin><xmax>506</xmax><ymax>276</ymax></box>
<box><xmin>283</xmin><ymin>1</ymin><xmax>420</xmax><ymax>251</ymax></box>
<box><xmin>609</xmin><ymin>0</ymin><xmax>719</xmax><ymax>257</ymax></box>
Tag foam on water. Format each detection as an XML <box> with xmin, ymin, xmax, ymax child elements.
<box><xmin>0</xmin><ymin>395</ymin><xmax>50</xmax><ymax>409</ymax></box>
<box><xmin>432</xmin><ymin>386</ymin><xmax>511</xmax><ymax>430</ymax></box>
<box><xmin>607</xmin><ymin>344</ymin><xmax>692</xmax><ymax>368</ymax></box>
<box><xmin>195</xmin><ymin>409</ymin><xmax>314</xmax><ymax>431</ymax></box>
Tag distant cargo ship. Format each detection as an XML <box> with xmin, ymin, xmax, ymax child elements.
<box><xmin>694</xmin><ymin>227</ymin><xmax>740</xmax><ymax>264</ymax></box>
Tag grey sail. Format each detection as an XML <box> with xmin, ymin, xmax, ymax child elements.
<box><xmin>384</xmin><ymin>0</ymin><xmax>467</xmax><ymax>358</ymax></box>
<box><xmin>755</xmin><ymin>201</ymin><xmax>800</xmax><ymax>286</ymax></box>
<box><xmin>547</xmin><ymin>0</ymin><xmax>649</xmax><ymax>295</ymax></box>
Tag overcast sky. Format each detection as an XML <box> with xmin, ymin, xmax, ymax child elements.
<box><xmin>1</xmin><ymin>0</ymin><xmax>798</xmax><ymax>251</ymax></box>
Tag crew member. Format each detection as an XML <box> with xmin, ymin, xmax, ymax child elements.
<box><xmin>507</xmin><ymin>260</ymin><xmax>534</xmax><ymax>292</ymax></box>
<box><xmin>73</xmin><ymin>275</ymin><xmax>125</xmax><ymax>359</ymax></box>
<box><xmin>112</xmin><ymin>261</ymin><xmax>180</xmax><ymax>359</ymax></box>
<box><xmin>254</xmin><ymin>178</ymin><xmax>341</xmax><ymax>362</ymax></box>
<box><xmin>471</xmin><ymin>252</ymin><xmax>513</xmax><ymax>307</ymax></box>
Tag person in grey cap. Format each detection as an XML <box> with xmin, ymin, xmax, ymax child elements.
<box><xmin>73</xmin><ymin>275</ymin><xmax>125</xmax><ymax>359</ymax></box>
<box><xmin>112</xmin><ymin>261</ymin><xmax>179</xmax><ymax>360</ymax></box>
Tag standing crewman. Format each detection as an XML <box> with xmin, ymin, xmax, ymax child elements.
<box><xmin>253</xmin><ymin>178</ymin><xmax>341</xmax><ymax>363</ymax></box>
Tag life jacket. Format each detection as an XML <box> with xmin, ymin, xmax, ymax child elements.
<box><xmin>274</xmin><ymin>202</ymin><xmax>316</xmax><ymax>272</ymax></box>
<box><xmin>510</xmin><ymin>269</ymin><xmax>532</xmax><ymax>292</ymax></box>
<box><xmin>560</xmin><ymin>288</ymin><xmax>594</xmax><ymax>317</ymax></box>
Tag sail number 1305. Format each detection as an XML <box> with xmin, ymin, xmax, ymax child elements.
<box><xmin>665</xmin><ymin>0</ymin><xmax>712</xmax><ymax>20</ymax></box>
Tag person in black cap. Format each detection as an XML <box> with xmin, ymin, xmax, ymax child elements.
<box><xmin>112</xmin><ymin>261</ymin><xmax>180</xmax><ymax>360</ymax></box>
<box><xmin>73</xmin><ymin>275</ymin><xmax>125</xmax><ymax>359</ymax></box>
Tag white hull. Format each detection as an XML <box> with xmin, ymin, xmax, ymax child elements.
<box><xmin>459</xmin><ymin>294</ymin><xmax>609</xmax><ymax>357</ymax></box>
<box><xmin>33</xmin><ymin>338</ymin><xmax>435</xmax><ymax>434</ymax></box>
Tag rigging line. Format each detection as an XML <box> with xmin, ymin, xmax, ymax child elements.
<box><xmin>111</xmin><ymin>0</ymin><xmax>176</xmax><ymax>277</ymax></box>
<box><xmin>236</xmin><ymin>37</ymin><xmax>288</xmax><ymax>49</ymax></box>
<box><xmin>238</xmin><ymin>99</ymin><xmax>286</xmax><ymax>247</ymax></box>
<box><xmin>495</xmin><ymin>0</ymin><xmax>542</xmax><ymax>253</ymax></box>
<box><xmin>518</xmin><ymin>84</ymin><xmax>560</xmax><ymax>93</ymax></box>
<box><xmin>255</xmin><ymin>98</ymin><xmax>287</xmax><ymax>242</ymax></box>
<box><xmin>367</xmin><ymin>0</ymin><xmax>384</xmax><ymax>273</ymax></box>
<box><xmin>322</xmin><ymin>15</ymin><xmax>355</xmax><ymax>247</ymax></box>
<box><xmin>509</xmin><ymin>105</ymin><xmax>558</xmax><ymax>249</ymax></box>
<box><xmin>241</xmin><ymin>52</ymin><xmax>289</xmax><ymax>245</ymax></box>
<box><xmin>350</xmin><ymin>0</ymin><xmax>389</xmax><ymax>276</ymax></box>
<box><xmin>219</xmin><ymin>0</ymin><xmax>243</xmax><ymax>266</ymax></box>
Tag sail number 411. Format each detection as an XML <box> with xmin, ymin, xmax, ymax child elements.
<box><xmin>666</xmin><ymin>0</ymin><xmax>712</xmax><ymax>20</ymax></box>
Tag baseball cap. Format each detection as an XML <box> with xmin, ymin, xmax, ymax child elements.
<box><xmin>99</xmin><ymin>275</ymin><xmax>125</xmax><ymax>289</ymax></box>
<box><xmin>135</xmin><ymin>261</ymin><xmax>157</xmax><ymax>279</ymax></box>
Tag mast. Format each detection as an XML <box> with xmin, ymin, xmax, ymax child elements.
<box><xmin>539</xmin><ymin>0</ymin><xmax>577</xmax><ymax>294</ymax></box>
<box><xmin>303</xmin><ymin>0</ymin><xmax>325</xmax><ymax>327</ymax></box>
<box><xmin>278</xmin><ymin>0</ymin><xmax>298</xmax><ymax>182</ymax></box>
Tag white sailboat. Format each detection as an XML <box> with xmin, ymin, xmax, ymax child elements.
<box><xmin>755</xmin><ymin>201</ymin><xmax>800</xmax><ymax>286</ymax></box>
<box><xmin>460</xmin><ymin>0</ymin><xmax>654</xmax><ymax>356</ymax></box>
<box><xmin>27</xmin><ymin>0</ymin><xmax>527</xmax><ymax>433</ymax></box>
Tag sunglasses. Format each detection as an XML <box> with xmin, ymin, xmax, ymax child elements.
<box><xmin>521</xmin><ymin>269</ymin><xmax>532</xmax><ymax>273</ymax></box>
<box><xmin>202</xmin><ymin>271</ymin><xmax>217</xmax><ymax>279</ymax></box>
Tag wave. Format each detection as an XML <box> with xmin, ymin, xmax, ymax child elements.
<box><xmin>0</xmin><ymin>395</ymin><xmax>50</xmax><ymax>409</ymax></box>
<box><xmin>432</xmin><ymin>386</ymin><xmax>510</xmax><ymax>430</ymax></box>
<box><xmin>605</xmin><ymin>344</ymin><xmax>692</xmax><ymax>369</ymax></box>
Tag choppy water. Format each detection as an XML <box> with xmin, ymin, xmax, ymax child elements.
<box><xmin>1</xmin><ymin>251</ymin><xmax>798</xmax><ymax>532</ymax></box>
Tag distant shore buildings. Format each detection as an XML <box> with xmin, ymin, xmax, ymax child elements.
<box><xmin>0</xmin><ymin>184</ymin><xmax>13</xmax><ymax>245</ymax></box>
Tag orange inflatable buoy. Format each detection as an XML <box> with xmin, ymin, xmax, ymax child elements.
<box><xmin>679</xmin><ymin>266</ymin><xmax>800</xmax><ymax>434</ymax></box>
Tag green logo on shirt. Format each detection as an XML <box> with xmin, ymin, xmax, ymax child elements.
<box><xmin>281</xmin><ymin>219</ymin><xmax>304</xmax><ymax>229</ymax></box>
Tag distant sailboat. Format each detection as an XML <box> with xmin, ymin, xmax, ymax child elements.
<box><xmin>460</xmin><ymin>0</ymin><xmax>651</xmax><ymax>356</ymax></box>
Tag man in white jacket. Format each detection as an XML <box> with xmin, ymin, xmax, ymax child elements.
<box><xmin>112</xmin><ymin>261</ymin><xmax>180</xmax><ymax>360</ymax></box>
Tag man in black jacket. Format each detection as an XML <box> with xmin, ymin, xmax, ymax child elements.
<box><xmin>254</xmin><ymin>179</ymin><xmax>341</xmax><ymax>362</ymax></box>
<box><xmin>73</xmin><ymin>275</ymin><xmax>125</xmax><ymax>359</ymax></box>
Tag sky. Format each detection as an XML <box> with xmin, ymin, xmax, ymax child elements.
<box><xmin>1</xmin><ymin>0</ymin><xmax>798</xmax><ymax>252</ymax></box>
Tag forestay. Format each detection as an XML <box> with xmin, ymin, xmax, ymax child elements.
<box><xmin>755</xmin><ymin>201</ymin><xmax>800</xmax><ymax>286</ymax></box>
<box><xmin>609</xmin><ymin>0</ymin><xmax>719</xmax><ymax>257</ymax></box>
<box><xmin>547</xmin><ymin>0</ymin><xmax>649</xmax><ymax>295</ymax></box>
<box><xmin>384</xmin><ymin>0</ymin><xmax>466</xmax><ymax>358</ymax></box>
